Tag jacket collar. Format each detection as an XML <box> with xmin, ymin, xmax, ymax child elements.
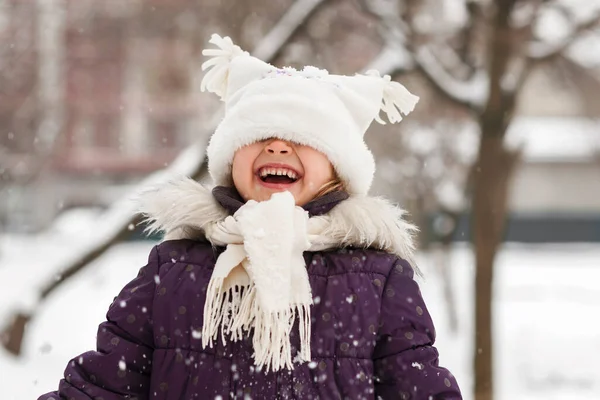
<box><xmin>211</xmin><ymin>186</ymin><xmax>350</xmax><ymax>217</ymax></box>
<box><xmin>138</xmin><ymin>177</ymin><xmax>417</xmax><ymax>268</ymax></box>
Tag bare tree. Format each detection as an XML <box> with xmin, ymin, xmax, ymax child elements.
<box><xmin>1</xmin><ymin>0</ymin><xmax>330</xmax><ymax>357</ymax></box>
<box><xmin>357</xmin><ymin>0</ymin><xmax>600</xmax><ymax>398</ymax></box>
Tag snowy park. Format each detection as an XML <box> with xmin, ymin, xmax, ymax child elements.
<box><xmin>2</xmin><ymin>0</ymin><xmax>600</xmax><ymax>399</ymax></box>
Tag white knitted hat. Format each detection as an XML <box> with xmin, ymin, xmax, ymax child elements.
<box><xmin>201</xmin><ymin>34</ymin><xmax>419</xmax><ymax>195</ymax></box>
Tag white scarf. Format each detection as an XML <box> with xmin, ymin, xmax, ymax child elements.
<box><xmin>201</xmin><ymin>191</ymin><xmax>336</xmax><ymax>372</ymax></box>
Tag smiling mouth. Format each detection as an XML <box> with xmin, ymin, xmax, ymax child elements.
<box><xmin>261</xmin><ymin>175</ymin><xmax>297</xmax><ymax>184</ymax></box>
<box><xmin>257</xmin><ymin>166</ymin><xmax>300</xmax><ymax>185</ymax></box>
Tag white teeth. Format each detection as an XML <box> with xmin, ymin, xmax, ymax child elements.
<box><xmin>259</xmin><ymin>167</ymin><xmax>298</xmax><ymax>180</ymax></box>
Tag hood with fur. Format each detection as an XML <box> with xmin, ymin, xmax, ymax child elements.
<box><xmin>136</xmin><ymin>177</ymin><xmax>417</xmax><ymax>268</ymax></box>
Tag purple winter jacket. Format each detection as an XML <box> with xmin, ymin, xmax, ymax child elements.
<box><xmin>39</xmin><ymin>186</ymin><xmax>462</xmax><ymax>400</ymax></box>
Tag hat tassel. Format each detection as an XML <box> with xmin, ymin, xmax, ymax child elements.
<box><xmin>201</xmin><ymin>34</ymin><xmax>248</xmax><ymax>100</ymax></box>
<box><xmin>367</xmin><ymin>70</ymin><xmax>420</xmax><ymax>124</ymax></box>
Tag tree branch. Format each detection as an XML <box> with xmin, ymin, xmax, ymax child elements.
<box><xmin>354</xmin><ymin>0</ymin><xmax>407</xmax><ymax>32</ymax></box>
<box><xmin>252</xmin><ymin>0</ymin><xmax>329</xmax><ymax>61</ymax></box>
<box><xmin>358</xmin><ymin>0</ymin><xmax>488</xmax><ymax>111</ymax></box>
<box><xmin>479</xmin><ymin>0</ymin><xmax>520</xmax><ymax>138</ymax></box>
<box><xmin>1</xmin><ymin>0</ymin><xmax>332</xmax><ymax>356</ymax></box>
<box><xmin>457</xmin><ymin>0</ymin><xmax>486</xmax><ymax>71</ymax></box>
<box><xmin>528</xmin><ymin>12</ymin><xmax>600</xmax><ymax>61</ymax></box>
<box><xmin>414</xmin><ymin>45</ymin><xmax>488</xmax><ymax>111</ymax></box>
<box><xmin>362</xmin><ymin>39</ymin><xmax>414</xmax><ymax>75</ymax></box>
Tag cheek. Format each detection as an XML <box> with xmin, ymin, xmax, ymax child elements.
<box><xmin>232</xmin><ymin>148</ymin><xmax>258</xmax><ymax>189</ymax></box>
<box><xmin>300</xmin><ymin>152</ymin><xmax>334</xmax><ymax>188</ymax></box>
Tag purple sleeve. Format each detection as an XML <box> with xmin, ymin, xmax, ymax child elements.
<box><xmin>373</xmin><ymin>258</ymin><xmax>462</xmax><ymax>400</ymax></box>
<box><xmin>38</xmin><ymin>246</ymin><xmax>159</xmax><ymax>400</ymax></box>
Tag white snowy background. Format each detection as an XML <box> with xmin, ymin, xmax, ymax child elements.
<box><xmin>2</xmin><ymin>0</ymin><xmax>600</xmax><ymax>399</ymax></box>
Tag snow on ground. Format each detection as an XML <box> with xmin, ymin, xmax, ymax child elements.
<box><xmin>421</xmin><ymin>244</ymin><xmax>600</xmax><ymax>400</ymax></box>
<box><xmin>1</xmin><ymin>235</ymin><xmax>599</xmax><ymax>400</ymax></box>
<box><xmin>0</xmin><ymin>235</ymin><xmax>154</xmax><ymax>400</ymax></box>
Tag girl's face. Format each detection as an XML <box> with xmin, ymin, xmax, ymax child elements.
<box><xmin>232</xmin><ymin>138</ymin><xmax>335</xmax><ymax>206</ymax></box>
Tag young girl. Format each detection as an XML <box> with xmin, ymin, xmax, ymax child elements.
<box><xmin>39</xmin><ymin>34</ymin><xmax>462</xmax><ymax>400</ymax></box>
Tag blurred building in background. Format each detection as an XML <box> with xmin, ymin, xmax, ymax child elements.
<box><xmin>0</xmin><ymin>0</ymin><xmax>599</xmax><ymax>242</ymax></box>
<box><xmin>54</xmin><ymin>0</ymin><xmax>205</xmax><ymax>201</ymax></box>
<box><xmin>1</xmin><ymin>0</ymin><xmax>209</xmax><ymax>230</ymax></box>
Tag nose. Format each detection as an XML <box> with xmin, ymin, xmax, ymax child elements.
<box><xmin>265</xmin><ymin>139</ymin><xmax>292</xmax><ymax>155</ymax></box>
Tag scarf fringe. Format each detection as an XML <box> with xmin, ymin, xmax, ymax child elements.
<box><xmin>201</xmin><ymin>277</ymin><xmax>227</xmax><ymax>348</ymax></box>
<box><xmin>201</xmin><ymin>277</ymin><xmax>312</xmax><ymax>372</ymax></box>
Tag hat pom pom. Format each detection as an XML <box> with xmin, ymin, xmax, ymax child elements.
<box><xmin>201</xmin><ymin>34</ymin><xmax>249</xmax><ymax>100</ymax></box>
<box><xmin>366</xmin><ymin>70</ymin><xmax>420</xmax><ymax>124</ymax></box>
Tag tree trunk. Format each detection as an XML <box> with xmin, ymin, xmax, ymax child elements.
<box><xmin>472</xmin><ymin>1</ymin><xmax>521</xmax><ymax>396</ymax></box>
<box><xmin>472</xmin><ymin>133</ymin><xmax>520</xmax><ymax>400</ymax></box>
<box><xmin>434</xmin><ymin>209</ymin><xmax>462</xmax><ymax>334</ymax></box>
<box><xmin>436</xmin><ymin>242</ymin><xmax>459</xmax><ymax>333</ymax></box>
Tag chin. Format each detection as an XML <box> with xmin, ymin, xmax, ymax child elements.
<box><xmin>258</xmin><ymin>188</ymin><xmax>303</xmax><ymax>204</ymax></box>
